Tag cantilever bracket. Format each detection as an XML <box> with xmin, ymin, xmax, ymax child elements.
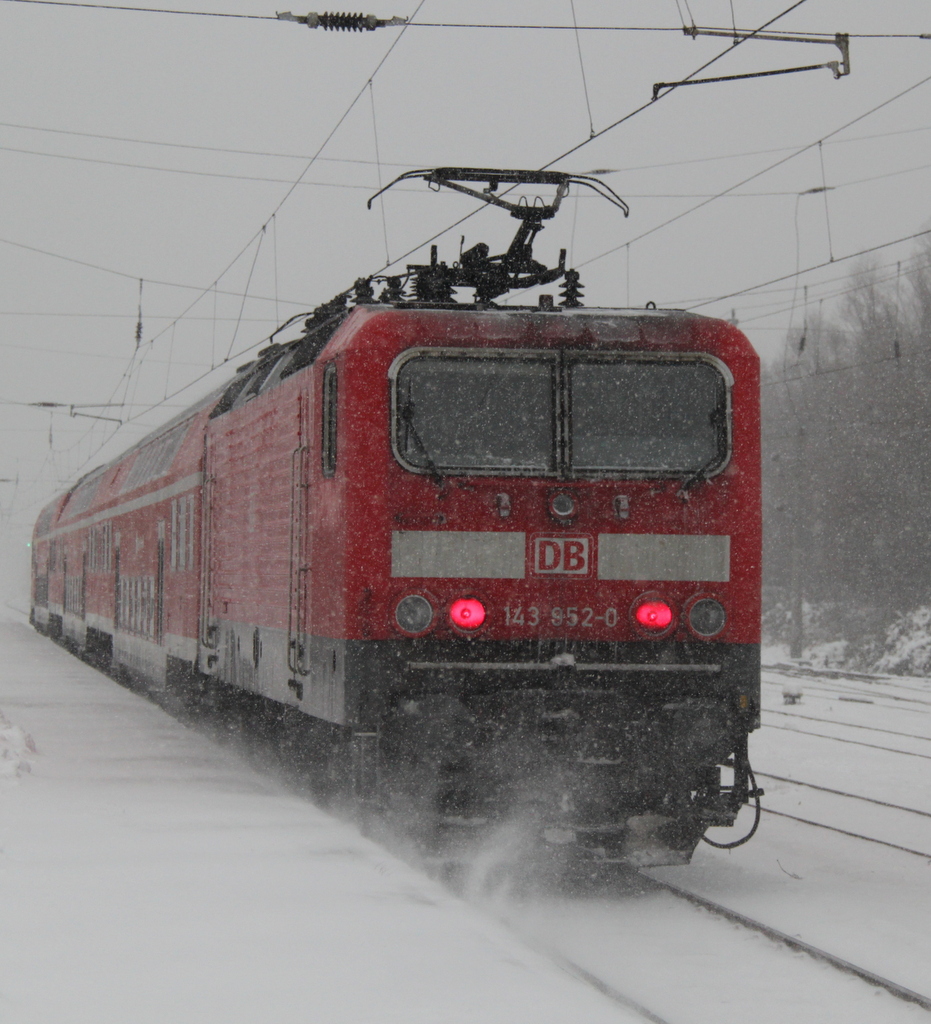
<box><xmin>654</xmin><ymin>30</ymin><xmax>850</xmax><ymax>100</ymax></box>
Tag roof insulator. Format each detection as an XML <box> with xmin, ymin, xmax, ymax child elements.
<box><xmin>558</xmin><ymin>269</ymin><xmax>584</xmax><ymax>309</ymax></box>
<box><xmin>276</xmin><ymin>10</ymin><xmax>407</xmax><ymax>30</ymax></box>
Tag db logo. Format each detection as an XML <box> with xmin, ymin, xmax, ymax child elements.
<box><xmin>532</xmin><ymin>535</ymin><xmax>592</xmax><ymax>576</ymax></box>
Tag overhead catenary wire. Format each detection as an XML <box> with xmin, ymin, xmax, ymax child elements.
<box><xmin>0</xmin><ymin>233</ymin><xmax>308</xmax><ymax>305</ymax></box>
<box><xmin>0</xmin><ymin>121</ymin><xmax>424</xmax><ymax>167</ymax></box>
<box><xmin>0</xmin><ymin>312</ymin><xmax>282</xmax><ymax>320</ymax></box>
<box><xmin>701</xmin><ymin>265</ymin><xmax>931</xmax><ymax>330</ymax></box>
<box><xmin>540</xmin><ymin>0</ymin><xmax>813</xmax><ymax>170</ymax></box>
<box><xmin>0</xmin><ymin>0</ymin><xmax>272</xmax><ymax>14</ymax></box>
<box><xmin>683</xmin><ymin>227</ymin><xmax>931</xmax><ymax>313</ymax></box>
<box><xmin>3</xmin><ymin>0</ymin><xmax>930</xmax><ymax>36</ymax></box>
<box><xmin>705</xmin><ymin>254</ymin><xmax>931</xmax><ymax>329</ymax></box>
<box><xmin>486</xmin><ymin>22</ymin><xmax>931</xmax><ymax>324</ymax></box>
<box><xmin>504</xmin><ymin>154</ymin><xmax>931</xmax><ymax>309</ymax></box>
<box><xmin>0</xmin><ymin>143</ymin><xmax>414</xmax><ymax>187</ymax></box>
<box><xmin>569</xmin><ymin>0</ymin><xmax>596</xmax><ymax>138</ymax></box>
<box><xmin>6</xmin><ymin>134</ymin><xmax>931</xmax><ymax>204</ymax></box>
<box><xmin>45</xmin><ymin>0</ymin><xmax>425</xmax><ymax>459</ymax></box>
<box><xmin>6</xmin><ymin>118</ymin><xmax>931</xmax><ymax>175</ymax></box>
<box><xmin>3</xmin><ymin>112</ymin><xmax>925</xmax><ymax>333</ymax></box>
<box><xmin>574</xmin><ymin>66</ymin><xmax>931</xmax><ymax>273</ymax></box>
<box><xmin>46</xmin><ymin>0</ymin><xmax>427</xmax><ymax>489</ymax></box>
<box><xmin>352</xmin><ymin>45</ymin><xmax>931</xmax><ymax>382</ymax></box>
<box><xmin>817</xmin><ymin>141</ymin><xmax>835</xmax><ymax>262</ymax></box>
<box><xmin>271</xmin><ymin>214</ymin><xmax>280</xmax><ymax>326</ymax></box>
<box><xmin>368</xmin><ymin>81</ymin><xmax>390</xmax><ymax>266</ymax></box>
<box><xmin>662</xmin><ymin>245</ymin><xmax>931</xmax><ymax>310</ymax></box>
<box><xmin>136</xmin><ymin>0</ymin><xmax>425</xmax><ymax>360</ymax></box>
<box><xmin>224</xmin><ymin>225</ymin><xmax>265</xmax><ymax>361</ymax></box>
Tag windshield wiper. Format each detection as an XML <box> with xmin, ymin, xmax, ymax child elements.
<box><xmin>399</xmin><ymin>400</ymin><xmax>445</xmax><ymax>489</ymax></box>
<box><xmin>677</xmin><ymin>451</ymin><xmax>723</xmax><ymax>500</ymax></box>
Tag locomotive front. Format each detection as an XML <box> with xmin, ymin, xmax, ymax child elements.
<box><xmin>336</xmin><ymin>305</ymin><xmax>760</xmax><ymax>867</ymax></box>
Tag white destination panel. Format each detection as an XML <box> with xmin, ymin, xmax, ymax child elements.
<box><xmin>598</xmin><ymin>534</ymin><xmax>730</xmax><ymax>582</ymax></box>
<box><xmin>391</xmin><ymin>530</ymin><xmax>526</xmax><ymax>579</ymax></box>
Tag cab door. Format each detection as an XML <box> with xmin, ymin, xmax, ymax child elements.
<box><xmin>288</xmin><ymin>389</ymin><xmax>313</xmax><ymax>679</ymax></box>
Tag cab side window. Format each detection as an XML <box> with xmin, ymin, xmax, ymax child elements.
<box><xmin>322</xmin><ymin>363</ymin><xmax>338</xmax><ymax>477</ymax></box>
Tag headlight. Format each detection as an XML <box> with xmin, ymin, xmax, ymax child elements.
<box><xmin>688</xmin><ymin>598</ymin><xmax>726</xmax><ymax>637</ymax></box>
<box><xmin>395</xmin><ymin>594</ymin><xmax>434</xmax><ymax>633</ymax></box>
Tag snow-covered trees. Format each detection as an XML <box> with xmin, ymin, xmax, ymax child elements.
<box><xmin>763</xmin><ymin>237</ymin><xmax>931</xmax><ymax>637</ymax></box>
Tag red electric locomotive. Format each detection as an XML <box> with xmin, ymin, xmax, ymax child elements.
<box><xmin>31</xmin><ymin>170</ymin><xmax>761</xmax><ymax>866</ymax></box>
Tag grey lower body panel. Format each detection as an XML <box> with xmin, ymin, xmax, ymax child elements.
<box><xmin>201</xmin><ymin>626</ymin><xmax>760</xmax><ymax>733</ymax></box>
<box><xmin>204</xmin><ymin>620</ymin><xmax>349</xmax><ymax>725</ymax></box>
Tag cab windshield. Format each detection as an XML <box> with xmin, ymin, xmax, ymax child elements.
<box><xmin>393</xmin><ymin>349</ymin><xmax>729</xmax><ymax>477</ymax></box>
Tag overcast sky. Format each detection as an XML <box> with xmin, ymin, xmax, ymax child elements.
<box><xmin>1</xmin><ymin>0</ymin><xmax>930</xmax><ymax>580</ymax></box>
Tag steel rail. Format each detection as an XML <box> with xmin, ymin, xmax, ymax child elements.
<box><xmin>486</xmin><ymin>904</ymin><xmax>673</xmax><ymax>1024</ymax></box>
<box><xmin>537</xmin><ymin>946</ymin><xmax>673</xmax><ymax>1024</ymax></box>
<box><xmin>762</xmin><ymin>707</ymin><xmax>931</xmax><ymax>744</ymax></box>
<box><xmin>762</xmin><ymin>662</ymin><xmax>891</xmax><ymax>683</ymax></box>
<box><xmin>761</xmin><ymin>722</ymin><xmax>931</xmax><ymax>759</ymax></box>
<box><xmin>761</xmin><ymin>807</ymin><xmax>931</xmax><ymax>859</ymax></box>
<box><xmin>765</xmin><ymin>675</ymin><xmax>931</xmax><ymax>708</ymax></box>
<box><xmin>763</xmin><ymin>664</ymin><xmax>931</xmax><ymax>698</ymax></box>
<box><xmin>645</xmin><ymin>877</ymin><xmax>931</xmax><ymax>1011</ymax></box>
<box><xmin>773</xmin><ymin>681</ymin><xmax>931</xmax><ymax>711</ymax></box>
<box><xmin>754</xmin><ymin>771</ymin><xmax>931</xmax><ymax>819</ymax></box>
<box><xmin>763</xmin><ymin>666</ymin><xmax>931</xmax><ymax>704</ymax></box>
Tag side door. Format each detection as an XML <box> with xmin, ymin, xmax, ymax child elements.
<box><xmin>287</xmin><ymin>389</ymin><xmax>313</xmax><ymax>678</ymax></box>
<box><xmin>198</xmin><ymin>432</ymin><xmax>219</xmax><ymax>670</ymax></box>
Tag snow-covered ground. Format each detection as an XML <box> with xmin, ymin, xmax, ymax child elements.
<box><xmin>0</xmin><ymin>613</ymin><xmax>640</xmax><ymax>1024</ymax></box>
<box><xmin>4</xmin><ymin>611</ymin><xmax>930</xmax><ymax>1024</ymax></box>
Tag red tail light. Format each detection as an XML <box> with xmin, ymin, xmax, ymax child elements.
<box><xmin>449</xmin><ymin>598</ymin><xmax>486</xmax><ymax>630</ymax></box>
<box><xmin>634</xmin><ymin>599</ymin><xmax>673</xmax><ymax>631</ymax></box>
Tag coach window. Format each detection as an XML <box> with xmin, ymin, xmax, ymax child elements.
<box><xmin>322</xmin><ymin>363</ymin><xmax>338</xmax><ymax>477</ymax></box>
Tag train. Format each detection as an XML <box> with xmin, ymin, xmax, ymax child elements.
<box><xmin>30</xmin><ymin>169</ymin><xmax>762</xmax><ymax>867</ymax></box>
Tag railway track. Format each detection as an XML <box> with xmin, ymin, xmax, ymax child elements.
<box><xmin>749</xmin><ymin>768</ymin><xmax>931</xmax><ymax>859</ymax></box>
<box><xmin>490</xmin><ymin>859</ymin><xmax>931</xmax><ymax>1024</ymax></box>
<box><xmin>764</xmin><ymin>681</ymin><xmax>931</xmax><ymax>715</ymax></box>
<box><xmin>641</xmin><ymin>876</ymin><xmax>931</xmax><ymax>1013</ymax></box>
<box><xmin>760</xmin><ymin>720</ymin><xmax>931</xmax><ymax>759</ymax></box>
<box><xmin>770</xmin><ymin>684</ymin><xmax>931</xmax><ymax>714</ymax></box>
<box><xmin>509</xmin><ymin>700</ymin><xmax>931</xmax><ymax>1024</ymax></box>
<box><xmin>763</xmin><ymin>662</ymin><xmax>931</xmax><ymax>696</ymax></box>
<box><xmin>762</xmin><ymin>707</ymin><xmax>931</xmax><ymax>744</ymax></box>
<box><xmin>754</xmin><ymin>770</ymin><xmax>931</xmax><ymax>818</ymax></box>
<box><xmin>762</xmin><ymin>665</ymin><xmax>931</xmax><ymax>714</ymax></box>
<box><xmin>529</xmin><ymin>943</ymin><xmax>672</xmax><ymax>1024</ymax></box>
<box><xmin>758</xmin><ymin>806</ymin><xmax>931</xmax><ymax>859</ymax></box>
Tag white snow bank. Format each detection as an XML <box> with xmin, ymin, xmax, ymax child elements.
<box><xmin>874</xmin><ymin>606</ymin><xmax>931</xmax><ymax>675</ymax></box>
<box><xmin>763</xmin><ymin>599</ymin><xmax>931</xmax><ymax>676</ymax></box>
<box><xmin>0</xmin><ymin>707</ymin><xmax>35</xmax><ymax>783</ymax></box>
